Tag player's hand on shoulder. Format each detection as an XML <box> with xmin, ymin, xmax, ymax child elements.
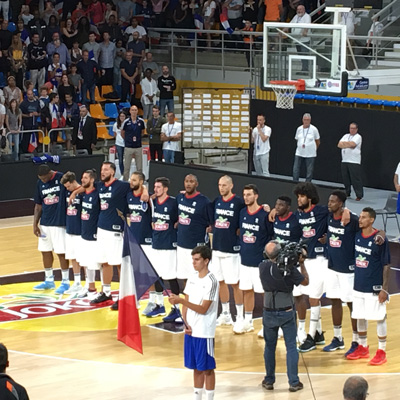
<box><xmin>374</xmin><ymin>230</ymin><xmax>386</xmax><ymax>245</ymax></box>
<box><xmin>262</xmin><ymin>203</ymin><xmax>271</xmax><ymax>212</ymax></box>
<box><xmin>341</xmin><ymin>208</ymin><xmax>351</xmax><ymax>226</ymax></box>
<box><xmin>268</xmin><ymin>208</ymin><xmax>277</xmax><ymax>222</ymax></box>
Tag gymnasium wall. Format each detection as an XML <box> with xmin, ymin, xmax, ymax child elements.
<box><xmin>250</xmin><ymin>100</ymin><xmax>400</xmax><ymax>191</ymax></box>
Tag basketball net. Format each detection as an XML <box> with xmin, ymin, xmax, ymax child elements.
<box><xmin>270</xmin><ymin>80</ymin><xmax>305</xmax><ymax>110</ymax></box>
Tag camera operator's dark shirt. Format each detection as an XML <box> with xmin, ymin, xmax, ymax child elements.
<box><xmin>259</xmin><ymin>260</ymin><xmax>304</xmax><ymax>310</ymax></box>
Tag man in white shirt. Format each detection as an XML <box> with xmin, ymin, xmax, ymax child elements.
<box><xmin>125</xmin><ymin>17</ymin><xmax>148</xmax><ymax>42</ymax></box>
<box><xmin>338</xmin><ymin>122</ymin><xmax>363</xmax><ymax>201</ymax></box>
<box><xmin>292</xmin><ymin>113</ymin><xmax>320</xmax><ymax>182</ymax></box>
<box><xmin>161</xmin><ymin>112</ymin><xmax>182</xmax><ymax>164</ymax></box>
<box><xmin>340</xmin><ymin>11</ymin><xmax>356</xmax><ymax>37</ymax></box>
<box><xmin>290</xmin><ymin>5</ymin><xmax>311</xmax><ymax>71</ymax></box>
<box><xmin>251</xmin><ymin>114</ymin><xmax>271</xmax><ymax>177</ymax></box>
<box><xmin>140</xmin><ymin>68</ymin><xmax>158</xmax><ymax>120</ymax></box>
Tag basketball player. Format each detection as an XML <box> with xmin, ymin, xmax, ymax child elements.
<box><xmin>273</xmin><ymin>196</ymin><xmax>302</xmax><ymax>244</ymax></box>
<box><xmin>148</xmin><ymin>177</ymin><xmax>181</xmax><ymax>320</ymax></box>
<box><xmin>169</xmin><ymin>246</ymin><xmax>219</xmax><ymax>400</ymax></box>
<box><xmin>33</xmin><ymin>165</ymin><xmax>69</xmax><ymax>293</ymax></box>
<box><xmin>61</xmin><ymin>172</ymin><xmax>84</xmax><ymax>295</ymax></box>
<box><xmin>347</xmin><ymin>208</ymin><xmax>390</xmax><ymax>365</ymax></box>
<box><xmin>210</xmin><ymin>175</ymin><xmax>245</xmax><ymax>327</ymax></box>
<box><xmin>235</xmin><ymin>184</ymin><xmax>273</xmax><ymax>335</ymax></box>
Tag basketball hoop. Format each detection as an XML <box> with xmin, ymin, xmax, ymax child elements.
<box><xmin>270</xmin><ymin>80</ymin><xmax>305</xmax><ymax>109</ymax></box>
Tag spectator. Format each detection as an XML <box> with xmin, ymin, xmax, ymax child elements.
<box><xmin>99</xmin><ymin>14</ymin><xmax>123</xmax><ymax>43</ymax></box>
<box><xmin>71</xmin><ymin>1</ymin><xmax>86</xmax><ymax>25</ymax></box>
<box><xmin>19</xmin><ymin>88</ymin><xmax>40</xmax><ymax>153</ymax></box>
<box><xmin>289</xmin><ymin>4</ymin><xmax>311</xmax><ymax>71</ymax></box>
<box><xmin>27</xmin><ymin>32</ymin><xmax>47</xmax><ymax>91</ymax></box>
<box><xmin>146</xmin><ymin>104</ymin><xmax>166</xmax><ymax>161</ymax></box>
<box><xmin>27</xmin><ymin>10</ymin><xmax>47</xmax><ymax>44</ymax></box>
<box><xmin>87</xmin><ymin>0</ymin><xmax>106</xmax><ymax>26</ymax></box>
<box><xmin>227</xmin><ymin>0</ymin><xmax>244</xmax><ymax>34</ymax></box>
<box><xmin>366</xmin><ymin>15</ymin><xmax>383</xmax><ymax>49</ymax></box>
<box><xmin>121</xmin><ymin>104</ymin><xmax>145</xmax><ymax>180</ymax></box>
<box><xmin>125</xmin><ymin>17</ymin><xmax>147</xmax><ymax>42</ymax></box>
<box><xmin>98</xmin><ymin>31</ymin><xmax>116</xmax><ymax>86</ymax></box>
<box><xmin>45</xmin><ymin>15</ymin><xmax>61</xmax><ymax>44</ymax></box>
<box><xmin>20</xmin><ymin>5</ymin><xmax>34</xmax><ymax>26</ymax></box>
<box><xmin>173</xmin><ymin>0</ymin><xmax>195</xmax><ymax>37</ymax></box>
<box><xmin>61</xmin><ymin>92</ymin><xmax>79</xmax><ymax>150</ymax></box>
<box><xmin>72</xmin><ymin>104</ymin><xmax>97</xmax><ymax>154</ymax></box>
<box><xmin>0</xmin><ymin>343</ymin><xmax>29</xmax><ymax>400</ymax></box>
<box><xmin>4</xmin><ymin>76</ymin><xmax>22</xmax><ymax>107</ymax></box>
<box><xmin>117</xmin><ymin>0</ymin><xmax>136</xmax><ymax>25</ymax></box>
<box><xmin>0</xmin><ymin>2</ymin><xmax>9</xmax><ymax>22</ymax></box>
<box><xmin>0</xmin><ymin>50</ymin><xmax>10</xmax><ymax>88</ymax></box>
<box><xmin>113</xmin><ymin>39</ymin><xmax>126</xmax><ymax>97</ymax></box>
<box><xmin>161</xmin><ymin>111</ymin><xmax>181</xmax><ymax>163</ymax></box>
<box><xmin>38</xmin><ymin>85</ymin><xmax>51</xmax><ymax>134</ymax></box>
<box><xmin>113</xmin><ymin>110</ymin><xmax>127</xmax><ymax>175</ymax></box>
<box><xmin>243</xmin><ymin>0</ymin><xmax>258</xmax><ymax>25</ymax></box>
<box><xmin>42</xmin><ymin>1</ymin><xmax>59</xmax><ymax>25</ymax></box>
<box><xmin>83</xmin><ymin>32</ymin><xmax>101</xmax><ymax>63</ymax></box>
<box><xmin>127</xmin><ymin>31</ymin><xmax>146</xmax><ymax>65</ymax></box>
<box><xmin>264</xmin><ymin>0</ymin><xmax>283</xmax><ymax>22</ymax></box>
<box><xmin>8</xmin><ymin>32</ymin><xmax>26</xmax><ymax>90</ymax></box>
<box><xmin>16</xmin><ymin>19</ymin><xmax>30</xmax><ymax>47</ymax></box>
<box><xmin>77</xmin><ymin>49</ymin><xmax>98</xmax><ymax>104</ymax></box>
<box><xmin>62</xmin><ymin>18</ymin><xmax>78</xmax><ymax>50</ymax></box>
<box><xmin>48</xmin><ymin>92</ymin><xmax>62</xmax><ymax>146</ymax></box>
<box><xmin>5</xmin><ymin>98</ymin><xmax>21</xmax><ymax>160</ymax></box>
<box><xmin>105</xmin><ymin>2</ymin><xmax>118</xmax><ymax>24</ymax></box>
<box><xmin>0</xmin><ymin>19</ymin><xmax>12</xmax><ymax>51</ymax></box>
<box><xmin>140</xmin><ymin>68</ymin><xmax>158</xmax><ymax>119</ymax></box>
<box><xmin>241</xmin><ymin>19</ymin><xmax>254</xmax><ymax>67</ymax></box>
<box><xmin>47</xmin><ymin>52</ymin><xmax>67</xmax><ymax>90</ymax></box>
<box><xmin>343</xmin><ymin>376</ymin><xmax>368</xmax><ymax>400</ymax></box>
<box><xmin>47</xmin><ymin>32</ymin><xmax>71</xmax><ymax>67</ymax></box>
<box><xmin>141</xmin><ymin>0</ymin><xmax>153</xmax><ymax>29</ymax></box>
<box><xmin>120</xmin><ymin>50</ymin><xmax>139</xmax><ymax>103</ymax></box>
<box><xmin>157</xmin><ymin>64</ymin><xmax>176</xmax><ymax>116</ymax></box>
<box><xmin>142</xmin><ymin>52</ymin><xmax>160</xmax><ymax>79</ymax></box>
<box><xmin>58</xmin><ymin>74</ymin><xmax>76</xmax><ymax>104</ymax></box>
<box><xmin>68</xmin><ymin>63</ymin><xmax>82</xmax><ymax>100</ymax></box>
<box><xmin>70</xmin><ymin>40</ymin><xmax>83</xmax><ymax>63</ymax></box>
<box><xmin>75</xmin><ymin>16</ymin><xmax>91</xmax><ymax>47</ymax></box>
<box><xmin>203</xmin><ymin>0</ymin><xmax>216</xmax><ymax>48</ymax></box>
<box><xmin>62</xmin><ymin>0</ymin><xmax>79</xmax><ymax>22</ymax></box>
<box><xmin>152</xmin><ymin>0</ymin><xmax>168</xmax><ymax>27</ymax></box>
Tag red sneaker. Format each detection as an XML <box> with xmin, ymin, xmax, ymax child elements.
<box><xmin>369</xmin><ymin>349</ymin><xmax>387</xmax><ymax>365</ymax></box>
<box><xmin>346</xmin><ymin>345</ymin><xmax>370</xmax><ymax>360</ymax></box>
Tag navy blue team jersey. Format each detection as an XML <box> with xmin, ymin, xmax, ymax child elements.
<box><xmin>34</xmin><ymin>171</ymin><xmax>66</xmax><ymax>227</ymax></box>
<box><xmin>297</xmin><ymin>204</ymin><xmax>328</xmax><ymax>258</ymax></box>
<box><xmin>176</xmin><ymin>192</ymin><xmax>212</xmax><ymax>249</ymax></box>
<box><xmin>354</xmin><ymin>230</ymin><xmax>390</xmax><ymax>293</ymax></box>
<box><xmin>81</xmin><ymin>188</ymin><xmax>100</xmax><ymax>241</ymax></box>
<box><xmin>152</xmin><ymin>196</ymin><xmax>178</xmax><ymax>250</ymax></box>
<box><xmin>327</xmin><ymin>213</ymin><xmax>359</xmax><ymax>273</ymax></box>
<box><xmin>239</xmin><ymin>206</ymin><xmax>273</xmax><ymax>267</ymax></box>
<box><xmin>212</xmin><ymin>194</ymin><xmax>245</xmax><ymax>254</ymax></box>
<box><xmin>98</xmin><ymin>179</ymin><xmax>130</xmax><ymax>232</ymax></box>
<box><xmin>65</xmin><ymin>190</ymin><xmax>82</xmax><ymax>235</ymax></box>
<box><xmin>127</xmin><ymin>191</ymin><xmax>153</xmax><ymax>245</ymax></box>
<box><xmin>273</xmin><ymin>212</ymin><xmax>302</xmax><ymax>244</ymax></box>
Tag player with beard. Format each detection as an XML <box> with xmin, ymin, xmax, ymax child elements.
<box><xmin>235</xmin><ymin>184</ymin><xmax>273</xmax><ymax>335</ymax></box>
<box><xmin>210</xmin><ymin>175</ymin><xmax>245</xmax><ymax>328</ymax></box>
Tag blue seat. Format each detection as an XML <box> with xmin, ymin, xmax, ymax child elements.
<box><xmin>355</xmin><ymin>98</ymin><xmax>369</xmax><ymax>105</ymax></box>
<box><xmin>328</xmin><ymin>96</ymin><xmax>343</xmax><ymax>103</ymax></box>
<box><xmin>303</xmin><ymin>94</ymin><xmax>316</xmax><ymax>101</ymax></box>
<box><xmin>105</xmin><ymin>103</ymin><xmax>118</xmax><ymax>119</ymax></box>
<box><xmin>383</xmin><ymin>100</ymin><xmax>398</xmax><ymax>107</ymax></box>
<box><xmin>294</xmin><ymin>93</ymin><xmax>304</xmax><ymax>99</ymax></box>
<box><xmin>342</xmin><ymin>97</ymin><xmax>357</xmax><ymax>104</ymax></box>
<box><xmin>369</xmin><ymin>99</ymin><xmax>383</xmax><ymax>106</ymax></box>
<box><xmin>118</xmin><ymin>102</ymin><xmax>131</xmax><ymax>110</ymax></box>
<box><xmin>316</xmin><ymin>95</ymin><xmax>329</xmax><ymax>102</ymax></box>
<box><xmin>108</xmin><ymin>126</ymin><xmax>115</xmax><ymax>137</ymax></box>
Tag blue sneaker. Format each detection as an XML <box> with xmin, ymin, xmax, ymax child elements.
<box><xmin>33</xmin><ymin>280</ymin><xmax>56</xmax><ymax>291</ymax></box>
<box><xmin>323</xmin><ymin>337</ymin><xmax>345</xmax><ymax>352</ymax></box>
<box><xmin>344</xmin><ymin>341</ymin><xmax>359</xmax><ymax>357</ymax></box>
<box><xmin>146</xmin><ymin>305</ymin><xmax>166</xmax><ymax>318</ymax></box>
<box><xmin>162</xmin><ymin>307</ymin><xmax>180</xmax><ymax>322</ymax></box>
<box><xmin>55</xmin><ymin>282</ymin><xmax>70</xmax><ymax>295</ymax></box>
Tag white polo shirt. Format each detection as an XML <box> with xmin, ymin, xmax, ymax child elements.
<box><xmin>340</xmin><ymin>133</ymin><xmax>362</xmax><ymax>164</ymax></box>
<box><xmin>395</xmin><ymin>162</ymin><xmax>400</xmax><ymax>185</ymax></box>
<box><xmin>252</xmin><ymin>125</ymin><xmax>271</xmax><ymax>156</ymax></box>
<box><xmin>295</xmin><ymin>124</ymin><xmax>320</xmax><ymax>158</ymax></box>
<box><xmin>161</xmin><ymin>121</ymin><xmax>182</xmax><ymax>152</ymax></box>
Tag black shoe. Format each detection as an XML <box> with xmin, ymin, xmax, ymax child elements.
<box><xmin>110</xmin><ymin>300</ymin><xmax>119</xmax><ymax>310</ymax></box>
<box><xmin>289</xmin><ymin>382</ymin><xmax>304</xmax><ymax>392</ymax></box>
<box><xmin>298</xmin><ymin>334</ymin><xmax>316</xmax><ymax>352</ymax></box>
<box><xmin>315</xmin><ymin>331</ymin><xmax>325</xmax><ymax>345</ymax></box>
<box><xmin>261</xmin><ymin>379</ymin><xmax>274</xmax><ymax>390</ymax></box>
<box><xmin>90</xmin><ymin>292</ymin><xmax>113</xmax><ymax>305</ymax></box>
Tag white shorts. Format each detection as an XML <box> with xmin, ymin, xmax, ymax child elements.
<box><xmin>300</xmin><ymin>257</ymin><xmax>328</xmax><ymax>299</ymax></box>
<box><xmin>209</xmin><ymin>251</ymin><xmax>240</xmax><ymax>284</ymax></box>
<box><xmin>292</xmin><ymin>266</ymin><xmax>303</xmax><ymax>297</ymax></box>
<box><xmin>148</xmin><ymin>248</ymin><xmax>177</xmax><ymax>280</ymax></box>
<box><xmin>239</xmin><ymin>265</ymin><xmax>264</xmax><ymax>293</ymax></box>
<box><xmin>177</xmin><ymin>246</ymin><xmax>194</xmax><ymax>280</ymax></box>
<box><xmin>352</xmin><ymin>290</ymin><xmax>387</xmax><ymax>321</ymax></box>
<box><xmin>38</xmin><ymin>226</ymin><xmax>66</xmax><ymax>254</ymax></box>
<box><xmin>96</xmin><ymin>228</ymin><xmax>123</xmax><ymax>266</ymax></box>
<box><xmin>325</xmin><ymin>269</ymin><xmax>354</xmax><ymax>303</ymax></box>
<box><xmin>78</xmin><ymin>238</ymin><xmax>101</xmax><ymax>270</ymax></box>
<box><xmin>65</xmin><ymin>233</ymin><xmax>81</xmax><ymax>261</ymax></box>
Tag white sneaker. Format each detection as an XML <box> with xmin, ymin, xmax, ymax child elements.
<box><xmin>216</xmin><ymin>312</ymin><xmax>234</xmax><ymax>326</ymax></box>
<box><xmin>278</xmin><ymin>327</ymin><xmax>284</xmax><ymax>338</ymax></box>
<box><xmin>258</xmin><ymin>327</ymin><xmax>264</xmax><ymax>338</ymax></box>
<box><xmin>297</xmin><ymin>329</ymin><xmax>307</xmax><ymax>344</ymax></box>
<box><xmin>233</xmin><ymin>318</ymin><xmax>245</xmax><ymax>334</ymax></box>
<box><xmin>87</xmin><ymin>290</ymin><xmax>99</xmax><ymax>301</ymax></box>
<box><xmin>142</xmin><ymin>302</ymin><xmax>157</xmax><ymax>316</ymax></box>
<box><xmin>65</xmin><ymin>282</ymin><xmax>83</xmax><ymax>294</ymax></box>
<box><xmin>243</xmin><ymin>320</ymin><xmax>254</xmax><ymax>333</ymax></box>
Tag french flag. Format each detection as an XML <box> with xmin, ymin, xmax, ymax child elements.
<box><xmin>118</xmin><ymin>225</ymin><xmax>160</xmax><ymax>354</ymax></box>
<box><xmin>220</xmin><ymin>10</ymin><xmax>233</xmax><ymax>35</ymax></box>
<box><xmin>194</xmin><ymin>13</ymin><xmax>204</xmax><ymax>30</ymax></box>
<box><xmin>28</xmin><ymin>133</ymin><xmax>38</xmax><ymax>153</ymax></box>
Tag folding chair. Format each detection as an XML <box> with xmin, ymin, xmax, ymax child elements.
<box><xmin>375</xmin><ymin>193</ymin><xmax>400</xmax><ymax>233</ymax></box>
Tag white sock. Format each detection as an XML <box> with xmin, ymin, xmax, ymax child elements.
<box><xmin>298</xmin><ymin>319</ymin><xmax>306</xmax><ymax>331</ymax></box>
<box><xmin>205</xmin><ymin>390</ymin><xmax>215</xmax><ymax>400</ymax></box>
<box><xmin>156</xmin><ymin>292</ymin><xmax>164</xmax><ymax>305</ymax></box>
<box><xmin>359</xmin><ymin>334</ymin><xmax>367</xmax><ymax>347</ymax></box>
<box><xmin>103</xmin><ymin>284</ymin><xmax>111</xmax><ymax>296</ymax></box>
<box><xmin>149</xmin><ymin>291</ymin><xmax>156</xmax><ymax>303</ymax></box>
<box><xmin>378</xmin><ymin>339</ymin><xmax>386</xmax><ymax>351</ymax></box>
<box><xmin>45</xmin><ymin>268</ymin><xmax>54</xmax><ymax>281</ymax></box>
<box><xmin>86</xmin><ymin>268</ymin><xmax>95</xmax><ymax>284</ymax></box>
<box><xmin>74</xmin><ymin>273</ymin><xmax>81</xmax><ymax>284</ymax></box>
<box><xmin>309</xmin><ymin>305</ymin><xmax>320</xmax><ymax>338</ymax></box>
<box><xmin>352</xmin><ymin>331</ymin><xmax>359</xmax><ymax>343</ymax></box>
<box><xmin>236</xmin><ymin>304</ymin><xmax>244</xmax><ymax>320</ymax></box>
<box><xmin>61</xmin><ymin>269</ymin><xmax>69</xmax><ymax>282</ymax></box>
<box><xmin>317</xmin><ymin>314</ymin><xmax>323</xmax><ymax>334</ymax></box>
<box><xmin>244</xmin><ymin>312</ymin><xmax>253</xmax><ymax>323</ymax></box>
<box><xmin>194</xmin><ymin>387</ymin><xmax>203</xmax><ymax>400</ymax></box>
<box><xmin>333</xmin><ymin>325</ymin><xmax>342</xmax><ymax>341</ymax></box>
<box><xmin>222</xmin><ymin>302</ymin><xmax>230</xmax><ymax>314</ymax></box>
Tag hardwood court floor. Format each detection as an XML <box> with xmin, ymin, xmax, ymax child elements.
<box><xmin>1</xmin><ymin>217</ymin><xmax>400</xmax><ymax>399</ymax></box>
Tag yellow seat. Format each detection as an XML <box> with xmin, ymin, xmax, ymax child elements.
<box><xmin>95</xmin><ymin>86</ymin><xmax>106</xmax><ymax>102</ymax></box>
<box><xmin>101</xmin><ymin>85</ymin><xmax>114</xmax><ymax>96</ymax></box>
<box><xmin>90</xmin><ymin>103</ymin><xmax>109</xmax><ymax>120</ymax></box>
<box><xmin>96</xmin><ymin>123</ymin><xmax>113</xmax><ymax>140</ymax></box>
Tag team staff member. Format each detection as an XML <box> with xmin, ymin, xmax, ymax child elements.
<box><xmin>121</xmin><ymin>105</ymin><xmax>146</xmax><ymax>181</ymax></box>
<box><xmin>347</xmin><ymin>208</ymin><xmax>390</xmax><ymax>366</ymax></box>
<box><xmin>251</xmin><ymin>114</ymin><xmax>271</xmax><ymax>177</ymax></box>
<box><xmin>147</xmin><ymin>105</ymin><xmax>166</xmax><ymax>161</ymax></box>
<box><xmin>259</xmin><ymin>240</ymin><xmax>308</xmax><ymax>393</ymax></box>
<box><xmin>236</xmin><ymin>184</ymin><xmax>273</xmax><ymax>335</ymax></box>
<box><xmin>33</xmin><ymin>165</ymin><xmax>69</xmax><ymax>293</ymax></box>
<box><xmin>210</xmin><ymin>175</ymin><xmax>245</xmax><ymax>327</ymax></box>
<box><xmin>120</xmin><ymin>50</ymin><xmax>139</xmax><ymax>103</ymax></box>
<box><xmin>160</xmin><ymin>111</ymin><xmax>182</xmax><ymax>164</ymax></box>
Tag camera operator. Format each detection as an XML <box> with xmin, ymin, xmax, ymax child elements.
<box><xmin>259</xmin><ymin>240</ymin><xmax>309</xmax><ymax>393</ymax></box>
